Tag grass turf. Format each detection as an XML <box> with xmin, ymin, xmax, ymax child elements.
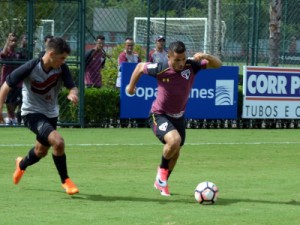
<box><xmin>0</xmin><ymin>128</ymin><xmax>299</xmax><ymax>225</ymax></box>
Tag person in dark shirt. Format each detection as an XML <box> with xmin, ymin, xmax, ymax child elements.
<box><xmin>84</xmin><ymin>35</ymin><xmax>107</xmax><ymax>88</ymax></box>
<box><xmin>0</xmin><ymin>33</ymin><xmax>22</xmax><ymax>125</ymax></box>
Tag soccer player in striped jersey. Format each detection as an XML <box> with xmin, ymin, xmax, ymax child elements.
<box><xmin>0</xmin><ymin>37</ymin><xmax>79</xmax><ymax>195</ymax></box>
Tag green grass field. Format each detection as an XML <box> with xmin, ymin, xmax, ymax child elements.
<box><xmin>0</xmin><ymin>128</ymin><xmax>299</xmax><ymax>225</ymax></box>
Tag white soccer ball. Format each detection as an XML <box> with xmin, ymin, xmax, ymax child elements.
<box><xmin>194</xmin><ymin>181</ymin><xmax>219</xmax><ymax>204</ymax></box>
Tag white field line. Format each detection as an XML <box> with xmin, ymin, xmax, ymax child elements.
<box><xmin>0</xmin><ymin>141</ymin><xmax>300</xmax><ymax>147</ymax></box>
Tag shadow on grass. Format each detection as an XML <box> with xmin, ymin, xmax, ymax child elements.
<box><xmin>71</xmin><ymin>193</ymin><xmax>195</xmax><ymax>205</ymax></box>
<box><xmin>71</xmin><ymin>194</ymin><xmax>300</xmax><ymax>206</ymax></box>
<box><xmin>216</xmin><ymin>198</ymin><xmax>300</xmax><ymax>206</ymax></box>
<box><xmin>23</xmin><ymin>187</ymin><xmax>194</xmax><ymax>204</ymax></box>
<box><xmin>24</xmin><ymin>187</ymin><xmax>300</xmax><ymax>206</ymax></box>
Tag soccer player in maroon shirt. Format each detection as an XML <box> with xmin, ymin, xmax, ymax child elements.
<box><xmin>126</xmin><ymin>41</ymin><xmax>222</xmax><ymax>196</ymax></box>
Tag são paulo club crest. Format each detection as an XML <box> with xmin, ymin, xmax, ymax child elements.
<box><xmin>181</xmin><ymin>69</ymin><xmax>191</xmax><ymax>80</ymax></box>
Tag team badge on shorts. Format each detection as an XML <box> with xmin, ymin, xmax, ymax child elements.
<box><xmin>159</xmin><ymin>122</ymin><xmax>168</xmax><ymax>131</ymax></box>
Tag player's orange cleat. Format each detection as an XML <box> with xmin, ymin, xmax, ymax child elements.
<box><xmin>62</xmin><ymin>178</ymin><xmax>79</xmax><ymax>195</ymax></box>
<box><xmin>154</xmin><ymin>180</ymin><xmax>170</xmax><ymax>196</ymax></box>
<box><xmin>13</xmin><ymin>157</ymin><xmax>25</xmax><ymax>184</ymax></box>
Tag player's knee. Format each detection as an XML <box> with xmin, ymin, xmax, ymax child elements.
<box><xmin>167</xmin><ymin>135</ymin><xmax>181</xmax><ymax>150</ymax></box>
<box><xmin>51</xmin><ymin>136</ymin><xmax>65</xmax><ymax>151</ymax></box>
<box><xmin>48</xmin><ymin>131</ymin><xmax>65</xmax><ymax>149</ymax></box>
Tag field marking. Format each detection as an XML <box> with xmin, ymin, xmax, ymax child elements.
<box><xmin>0</xmin><ymin>141</ymin><xmax>300</xmax><ymax>147</ymax></box>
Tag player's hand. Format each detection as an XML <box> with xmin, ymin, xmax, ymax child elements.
<box><xmin>4</xmin><ymin>33</ymin><xmax>14</xmax><ymax>46</ymax></box>
<box><xmin>67</xmin><ymin>88</ymin><xmax>79</xmax><ymax>105</ymax></box>
<box><xmin>193</xmin><ymin>53</ymin><xmax>209</xmax><ymax>61</ymax></box>
<box><xmin>67</xmin><ymin>93</ymin><xmax>78</xmax><ymax>105</ymax></box>
<box><xmin>126</xmin><ymin>85</ymin><xmax>136</xmax><ymax>96</ymax></box>
<box><xmin>193</xmin><ymin>53</ymin><xmax>209</xmax><ymax>65</ymax></box>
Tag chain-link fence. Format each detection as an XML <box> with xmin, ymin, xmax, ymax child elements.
<box><xmin>1</xmin><ymin>0</ymin><xmax>299</xmax><ymax>128</ymax></box>
<box><xmin>86</xmin><ymin>0</ymin><xmax>300</xmax><ymax>65</ymax></box>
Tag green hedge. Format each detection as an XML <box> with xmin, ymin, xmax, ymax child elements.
<box><xmin>58</xmin><ymin>86</ymin><xmax>299</xmax><ymax>128</ymax></box>
<box><xmin>59</xmin><ymin>87</ymin><xmax>119</xmax><ymax>126</ymax></box>
<box><xmin>58</xmin><ymin>86</ymin><xmax>244</xmax><ymax>126</ymax></box>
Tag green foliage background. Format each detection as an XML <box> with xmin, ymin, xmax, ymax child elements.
<box><xmin>102</xmin><ymin>43</ymin><xmax>146</xmax><ymax>88</ymax></box>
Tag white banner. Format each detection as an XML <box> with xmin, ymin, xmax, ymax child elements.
<box><xmin>242</xmin><ymin>66</ymin><xmax>300</xmax><ymax>119</ymax></box>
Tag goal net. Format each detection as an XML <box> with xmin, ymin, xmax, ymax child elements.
<box><xmin>134</xmin><ymin>17</ymin><xmax>208</xmax><ymax>56</ymax></box>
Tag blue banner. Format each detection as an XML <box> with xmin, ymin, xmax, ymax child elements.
<box><xmin>120</xmin><ymin>63</ymin><xmax>239</xmax><ymax>119</ymax></box>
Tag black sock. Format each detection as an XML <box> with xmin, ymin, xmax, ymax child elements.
<box><xmin>19</xmin><ymin>147</ymin><xmax>41</xmax><ymax>170</ymax></box>
<box><xmin>160</xmin><ymin>156</ymin><xmax>170</xmax><ymax>170</ymax></box>
<box><xmin>167</xmin><ymin>170</ymin><xmax>172</xmax><ymax>179</ymax></box>
<box><xmin>52</xmin><ymin>154</ymin><xmax>69</xmax><ymax>183</ymax></box>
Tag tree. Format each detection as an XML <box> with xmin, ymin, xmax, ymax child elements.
<box><xmin>268</xmin><ymin>0</ymin><xmax>281</xmax><ymax>66</ymax></box>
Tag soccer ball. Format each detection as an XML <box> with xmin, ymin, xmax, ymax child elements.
<box><xmin>194</xmin><ymin>181</ymin><xmax>219</xmax><ymax>204</ymax></box>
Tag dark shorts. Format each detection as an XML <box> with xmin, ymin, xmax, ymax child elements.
<box><xmin>22</xmin><ymin>113</ymin><xmax>58</xmax><ymax>147</ymax></box>
<box><xmin>148</xmin><ymin>113</ymin><xmax>186</xmax><ymax>146</ymax></box>
<box><xmin>6</xmin><ymin>87</ymin><xmax>22</xmax><ymax>104</ymax></box>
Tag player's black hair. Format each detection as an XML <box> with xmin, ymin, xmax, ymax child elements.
<box><xmin>168</xmin><ymin>41</ymin><xmax>186</xmax><ymax>54</ymax></box>
<box><xmin>96</xmin><ymin>35</ymin><xmax>105</xmax><ymax>41</ymax></box>
<box><xmin>44</xmin><ymin>34</ymin><xmax>54</xmax><ymax>43</ymax></box>
<box><xmin>47</xmin><ymin>37</ymin><xmax>71</xmax><ymax>54</ymax></box>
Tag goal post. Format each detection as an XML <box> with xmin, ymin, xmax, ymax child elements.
<box><xmin>134</xmin><ymin>17</ymin><xmax>208</xmax><ymax>56</ymax></box>
<box><xmin>35</xmin><ymin>19</ymin><xmax>55</xmax><ymax>54</ymax></box>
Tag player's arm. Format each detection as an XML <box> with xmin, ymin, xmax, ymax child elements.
<box><xmin>148</xmin><ymin>51</ymin><xmax>154</xmax><ymax>62</ymax></box>
<box><xmin>0</xmin><ymin>46</ymin><xmax>8</xmax><ymax>58</ymax></box>
<box><xmin>118</xmin><ymin>53</ymin><xmax>126</xmax><ymax>65</ymax></box>
<box><xmin>193</xmin><ymin>53</ymin><xmax>222</xmax><ymax>69</ymax></box>
<box><xmin>0</xmin><ymin>82</ymin><xmax>11</xmax><ymax>123</ymax></box>
<box><xmin>61</xmin><ymin>64</ymin><xmax>78</xmax><ymax>105</ymax></box>
<box><xmin>126</xmin><ymin>62</ymin><xmax>147</xmax><ymax>95</ymax></box>
<box><xmin>0</xmin><ymin>35</ymin><xmax>11</xmax><ymax>57</ymax></box>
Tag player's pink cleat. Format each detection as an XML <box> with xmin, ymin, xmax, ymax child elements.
<box><xmin>155</xmin><ymin>167</ymin><xmax>169</xmax><ymax>187</ymax></box>
<box><xmin>62</xmin><ymin>178</ymin><xmax>79</xmax><ymax>195</ymax></box>
<box><xmin>154</xmin><ymin>180</ymin><xmax>170</xmax><ymax>196</ymax></box>
<box><xmin>154</xmin><ymin>167</ymin><xmax>170</xmax><ymax>196</ymax></box>
<box><xmin>13</xmin><ymin>157</ymin><xmax>25</xmax><ymax>184</ymax></box>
